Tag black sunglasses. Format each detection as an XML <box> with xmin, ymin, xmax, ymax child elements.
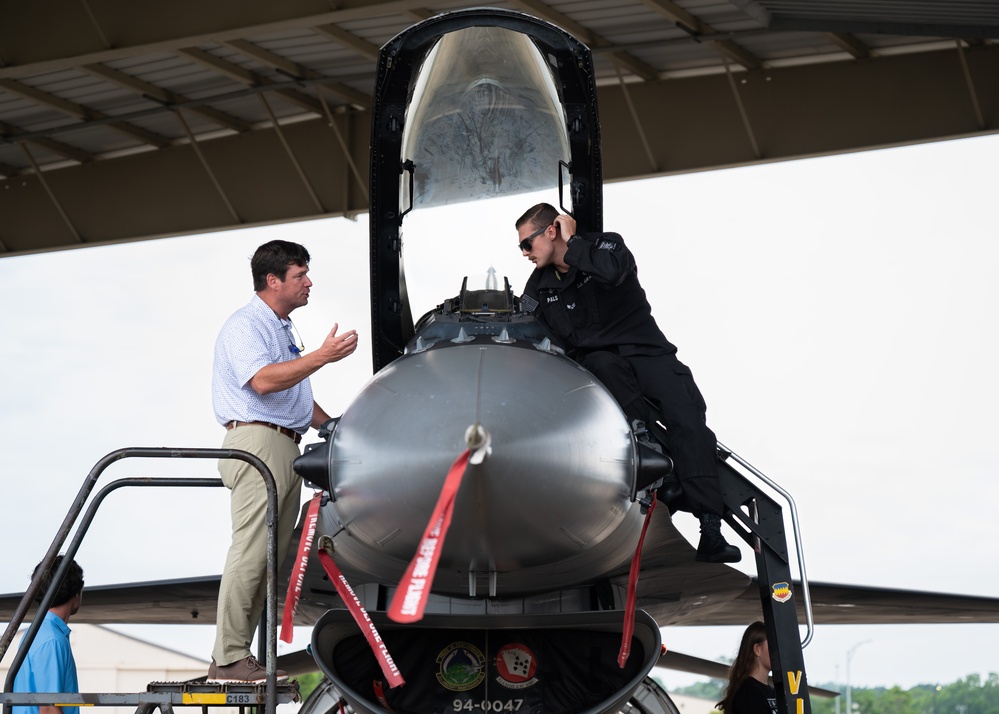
<box><xmin>285</xmin><ymin>320</ymin><xmax>304</xmax><ymax>355</ymax></box>
<box><xmin>518</xmin><ymin>225</ymin><xmax>550</xmax><ymax>252</ymax></box>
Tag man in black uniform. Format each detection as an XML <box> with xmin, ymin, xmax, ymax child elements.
<box><xmin>516</xmin><ymin>203</ymin><xmax>739</xmax><ymax>563</ymax></box>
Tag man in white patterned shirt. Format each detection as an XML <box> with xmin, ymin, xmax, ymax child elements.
<box><xmin>209</xmin><ymin>240</ymin><xmax>358</xmax><ymax>683</ymax></box>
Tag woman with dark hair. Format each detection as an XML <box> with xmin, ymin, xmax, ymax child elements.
<box><xmin>718</xmin><ymin>621</ymin><xmax>778</xmax><ymax>713</ymax></box>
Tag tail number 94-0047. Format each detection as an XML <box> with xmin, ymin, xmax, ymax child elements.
<box><xmin>453</xmin><ymin>699</ymin><xmax>524</xmax><ymax>712</ymax></box>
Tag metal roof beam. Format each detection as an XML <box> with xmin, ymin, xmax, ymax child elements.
<box><xmin>82</xmin><ymin>63</ymin><xmax>252</xmax><ymax>134</ymax></box>
<box><xmin>178</xmin><ymin>47</ymin><xmax>325</xmax><ymax>116</ymax></box>
<box><xmin>0</xmin><ymin>120</ymin><xmax>95</xmax><ymax>164</ymax></box>
<box><xmin>78</xmin><ymin>0</ymin><xmax>113</xmax><ymax>50</ymax></box>
<box><xmin>0</xmin><ymin>78</ymin><xmax>169</xmax><ymax>148</ymax></box>
<box><xmin>315</xmin><ymin>90</ymin><xmax>369</xmax><ymax>203</ymax></box>
<box><xmin>955</xmin><ymin>40</ymin><xmax>986</xmax><ymax>130</ymax></box>
<box><xmin>827</xmin><ymin>32</ymin><xmax>872</xmax><ymax>60</ymax></box>
<box><xmin>510</xmin><ymin>0</ymin><xmax>661</xmax><ymax>81</ymax></box>
<box><xmin>636</xmin><ymin>0</ymin><xmax>708</xmax><ymax>35</ymax></box>
<box><xmin>709</xmin><ymin>38</ymin><xmax>763</xmax><ymax>71</ymax></box>
<box><xmin>20</xmin><ymin>144</ymin><xmax>83</xmax><ymax>243</ymax></box>
<box><xmin>606</xmin><ymin>51</ymin><xmax>662</xmax><ymax>82</ymax></box>
<box><xmin>0</xmin><ymin>78</ymin><xmax>94</xmax><ymax>121</ymax></box>
<box><xmin>1</xmin><ymin>75</ymin><xmax>366</xmax><ymax>147</ymax></box>
<box><xmin>0</xmin><ymin>111</ymin><xmax>373</xmax><ymax>256</ymax></box>
<box><xmin>404</xmin><ymin>8</ymin><xmax>437</xmax><ymax>22</ymax></box>
<box><xmin>224</xmin><ymin>39</ymin><xmax>312</xmax><ymax>77</ymax></box>
<box><xmin>313</xmin><ymin>23</ymin><xmax>381</xmax><ymax>62</ymax></box>
<box><xmin>175</xmin><ymin>110</ymin><xmax>242</xmax><ymax>223</ymax></box>
<box><xmin>223</xmin><ymin>39</ymin><xmax>371</xmax><ymax>110</ymax></box>
<box><xmin>509</xmin><ymin>0</ymin><xmax>598</xmax><ymax>46</ymax></box>
<box><xmin>259</xmin><ymin>93</ymin><xmax>325</xmax><ymax>214</ymax></box>
<box><xmin>0</xmin><ymin>3</ymin><xmax>396</xmax><ymax>80</ymax></box>
<box><xmin>639</xmin><ymin>0</ymin><xmax>762</xmax><ymax>70</ymax></box>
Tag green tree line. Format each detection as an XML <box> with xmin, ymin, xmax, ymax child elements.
<box><xmin>673</xmin><ymin>673</ymin><xmax>999</xmax><ymax>714</ymax></box>
<box><xmin>296</xmin><ymin>672</ymin><xmax>998</xmax><ymax>712</ymax></box>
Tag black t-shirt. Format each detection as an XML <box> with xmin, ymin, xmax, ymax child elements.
<box><xmin>732</xmin><ymin>677</ymin><xmax>778</xmax><ymax>714</ymax></box>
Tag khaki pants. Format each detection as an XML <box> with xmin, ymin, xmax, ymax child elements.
<box><xmin>212</xmin><ymin>424</ymin><xmax>302</xmax><ymax>666</ymax></box>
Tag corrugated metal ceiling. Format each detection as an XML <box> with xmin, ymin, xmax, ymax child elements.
<box><xmin>1</xmin><ymin>0</ymin><xmax>992</xmax><ymax>172</ymax></box>
<box><xmin>0</xmin><ymin>0</ymin><xmax>996</xmax><ymax>255</ymax></box>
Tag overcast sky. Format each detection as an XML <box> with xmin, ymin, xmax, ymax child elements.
<box><xmin>1</xmin><ymin>133</ymin><xmax>997</xmax><ymax>696</ymax></box>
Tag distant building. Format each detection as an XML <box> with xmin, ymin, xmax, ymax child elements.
<box><xmin>3</xmin><ymin>625</ymin><xmax>718</xmax><ymax>713</ymax></box>
<box><xmin>670</xmin><ymin>692</ymin><xmax>721</xmax><ymax>713</ymax></box>
<box><xmin>1</xmin><ymin>624</ymin><xmax>253</xmax><ymax>714</ymax></box>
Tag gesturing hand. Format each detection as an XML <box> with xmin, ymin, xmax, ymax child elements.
<box><xmin>319</xmin><ymin>323</ymin><xmax>359</xmax><ymax>363</ymax></box>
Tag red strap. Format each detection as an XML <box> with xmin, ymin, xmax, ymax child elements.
<box><xmin>618</xmin><ymin>494</ymin><xmax>657</xmax><ymax>668</ymax></box>
<box><xmin>316</xmin><ymin>548</ymin><xmax>406</xmax><ymax>688</ymax></box>
<box><xmin>372</xmin><ymin>680</ymin><xmax>393</xmax><ymax>712</ymax></box>
<box><xmin>388</xmin><ymin>449</ymin><xmax>471</xmax><ymax>623</ymax></box>
<box><xmin>281</xmin><ymin>492</ymin><xmax>323</xmax><ymax>643</ymax></box>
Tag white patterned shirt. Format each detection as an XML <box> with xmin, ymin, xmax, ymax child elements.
<box><xmin>212</xmin><ymin>294</ymin><xmax>313</xmax><ymax>433</ymax></box>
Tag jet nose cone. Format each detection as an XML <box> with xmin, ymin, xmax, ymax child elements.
<box><xmin>317</xmin><ymin>340</ymin><xmax>642</xmax><ymax>595</ymax></box>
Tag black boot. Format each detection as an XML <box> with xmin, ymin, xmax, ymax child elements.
<box><xmin>695</xmin><ymin>513</ymin><xmax>741</xmax><ymax>563</ymax></box>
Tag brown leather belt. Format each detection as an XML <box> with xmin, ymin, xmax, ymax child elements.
<box><xmin>227</xmin><ymin>420</ymin><xmax>302</xmax><ymax>445</ymax></box>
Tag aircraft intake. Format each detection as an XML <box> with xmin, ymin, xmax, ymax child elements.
<box><xmin>311</xmin><ymin>610</ymin><xmax>663</xmax><ymax>714</ymax></box>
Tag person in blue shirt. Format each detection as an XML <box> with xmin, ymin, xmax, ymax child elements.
<box><xmin>13</xmin><ymin>556</ymin><xmax>84</xmax><ymax>714</ymax></box>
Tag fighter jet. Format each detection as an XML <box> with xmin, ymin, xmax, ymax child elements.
<box><xmin>289</xmin><ymin>13</ymin><xmax>686</xmax><ymax>711</ymax></box>
<box><xmin>4</xmin><ymin>8</ymin><xmax>999</xmax><ymax>714</ymax></box>
<box><xmin>274</xmin><ymin>9</ymin><xmax>999</xmax><ymax>714</ymax></box>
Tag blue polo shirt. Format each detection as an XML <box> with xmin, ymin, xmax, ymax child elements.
<box><xmin>12</xmin><ymin>611</ymin><xmax>79</xmax><ymax>714</ymax></box>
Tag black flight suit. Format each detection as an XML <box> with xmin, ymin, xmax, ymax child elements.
<box><xmin>522</xmin><ymin>231</ymin><xmax>724</xmax><ymax>517</ymax></box>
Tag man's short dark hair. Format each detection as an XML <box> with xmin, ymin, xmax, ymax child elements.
<box><xmin>516</xmin><ymin>203</ymin><xmax>559</xmax><ymax>232</ymax></box>
<box><xmin>251</xmin><ymin>240</ymin><xmax>311</xmax><ymax>292</ymax></box>
<box><xmin>33</xmin><ymin>556</ymin><xmax>84</xmax><ymax>608</ymax></box>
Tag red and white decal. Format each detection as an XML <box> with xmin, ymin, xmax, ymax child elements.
<box><xmin>495</xmin><ymin>644</ymin><xmax>539</xmax><ymax>689</ymax></box>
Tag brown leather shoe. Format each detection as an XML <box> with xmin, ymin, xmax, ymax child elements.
<box><xmin>207</xmin><ymin>656</ymin><xmax>288</xmax><ymax>684</ymax></box>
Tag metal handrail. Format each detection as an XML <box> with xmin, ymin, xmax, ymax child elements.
<box><xmin>717</xmin><ymin>440</ymin><xmax>815</xmax><ymax>648</ymax></box>
<box><xmin>0</xmin><ymin>447</ymin><xmax>281</xmax><ymax>714</ymax></box>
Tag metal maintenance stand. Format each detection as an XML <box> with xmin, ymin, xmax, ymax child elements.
<box><xmin>0</xmin><ymin>447</ymin><xmax>294</xmax><ymax>714</ymax></box>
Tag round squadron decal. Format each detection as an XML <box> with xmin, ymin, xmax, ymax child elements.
<box><xmin>495</xmin><ymin>643</ymin><xmax>539</xmax><ymax>689</ymax></box>
<box><xmin>436</xmin><ymin>641</ymin><xmax>486</xmax><ymax>691</ymax></box>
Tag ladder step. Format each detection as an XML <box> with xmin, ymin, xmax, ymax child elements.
<box><xmin>0</xmin><ymin>683</ymin><xmax>300</xmax><ymax>708</ymax></box>
<box><xmin>147</xmin><ymin>680</ymin><xmax>301</xmax><ymax>706</ymax></box>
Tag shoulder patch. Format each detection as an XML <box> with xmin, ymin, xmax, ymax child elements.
<box><xmin>520</xmin><ymin>294</ymin><xmax>539</xmax><ymax>313</ymax></box>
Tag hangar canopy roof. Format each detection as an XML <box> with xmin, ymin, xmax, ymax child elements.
<box><xmin>1</xmin><ymin>0</ymin><xmax>996</xmax><ymax>257</ymax></box>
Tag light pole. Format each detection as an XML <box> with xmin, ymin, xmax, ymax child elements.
<box><xmin>835</xmin><ymin>665</ymin><xmax>840</xmax><ymax>714</ymax></box>
<box><xmin>845</xmin><ymin>640</ymin><xmax>872</xmax><ymax>714</ymax></box>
